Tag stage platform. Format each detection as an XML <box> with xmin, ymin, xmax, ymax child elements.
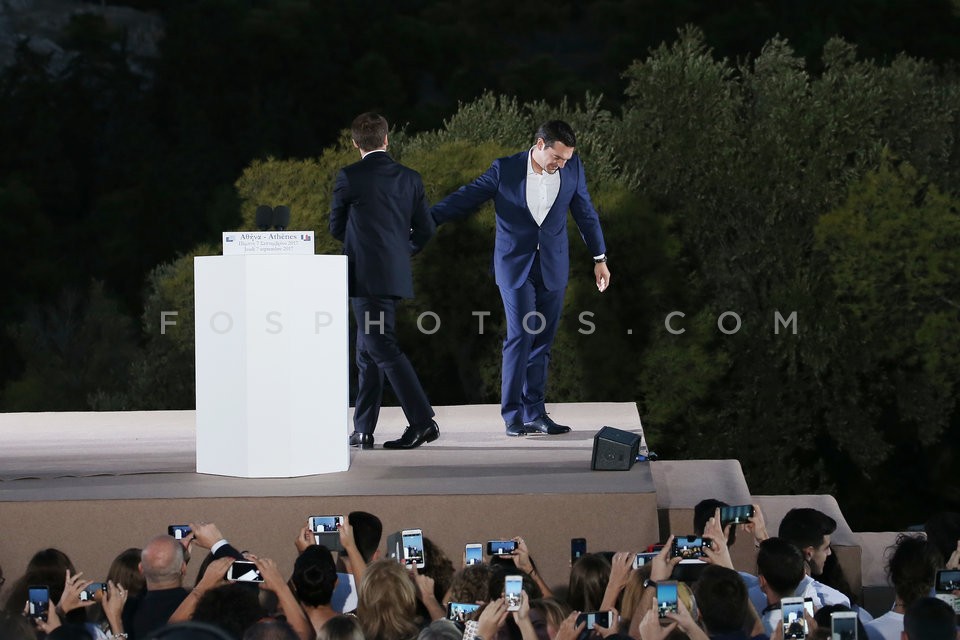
<box><xmin>0</xmin><ymin>402</ymin><xmax>660</xmax><ymax>598</ymax></box>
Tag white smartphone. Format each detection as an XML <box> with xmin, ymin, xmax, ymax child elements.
<box><xmin>402</xmin><ymin>528</ymin><xmax>425</xmax><ymax>569</ymax></box>
<box><xmin>226</xmin><ymin>560</ymin><xmax>264</xmax><ymax>583</ymax></box>
<box><xmin>505</xmin><ymin>574</ymin><xmax>523</xmax><ymax>612</ymax></box>
<box><xmin>781</xmin><ymin>597</ymin><xmax>808</xmax><ymax>640</ymax></box>
<box><xmin>831</xmin><ymin>611</ymin><xmax>858</xmax><ymax>640</ymax></box>
<box><xmin>465</xmin><ymin>543</ymin><xmax>483</xmax><ymax>566</ymax></box>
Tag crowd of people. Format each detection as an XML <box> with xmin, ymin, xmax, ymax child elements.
<box><xmin>0</xmin><ymin>504</ymin><xmax>957</xmax><ymax>640</ymax></box>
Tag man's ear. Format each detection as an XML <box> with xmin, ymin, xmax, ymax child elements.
<box><xmin>802</xmin><ymin>545</ymin><xmax>814</xmax><ymax>561</ymax></box>
<box><xmin>352</xmin><ymin>139</ymin><xmax>359</xmax><ymax>149</ymax></box>
<box><xmin>383</xmin><ymin>134</ymin><xmax>389</xmax><ymax>148</ymax></box>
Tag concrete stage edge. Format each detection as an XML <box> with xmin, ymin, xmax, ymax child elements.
<box><xmin>0</xmin><ymin>402</ymin><xmax>658</xmax><ymax>599</ymax></box>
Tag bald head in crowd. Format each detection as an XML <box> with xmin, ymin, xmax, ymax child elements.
<box><xmin>140</xmin><ymin>535</ymin><xmax>186</xmax><ymax>589</ymax></box>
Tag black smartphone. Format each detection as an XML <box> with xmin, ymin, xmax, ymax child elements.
<box><xmin>226</xmin><ymin>560</ymin><xmax>264</xmax><ymax>583</ymax></box>
<box><xmin>935</xmin><ymin>569</ymin><xmax>960</xmax><ymax>592</ymax></box>
<box><xmin>571</xmin><ymin>537</ymin><xmax>587</xmax><ymax>563</ymax></box>
<box><xmin>656</xmin><ymin>581</ymin><xmax>678</xmax><ymax>618</ymax></box>
<box><xmin>28</xmin><ymin>586</ymin><xmax>49</xmax><ymax>622</ymax></box>
<box><xmin>447</xmin><ymin>602</ymin><xmax>481</xmax><ymax>622</ymax></box>
<box><xmin>577</xmin><ymin>611</ymin><xmax>612</xmax><ymax>630</ymax></box>
<box><xmin>487</xmin><ymin>540</ymin><xmax>517</xmax><ymax>556</ymax></box>
<box><xmin>719</xmin><ymin>505</ymin><xmax>754</xmax><ymax>525</ymax></box>
<box><xmin>168</xmin><ymin>525</ymin><xmax>192</xmax><ymax>540</ymax></box>
<box><xmin>671</xmin><ymin>535</ymin><xmax>710</xmax><ymax>560</ymax></box>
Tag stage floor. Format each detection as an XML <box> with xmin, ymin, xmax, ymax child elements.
<box><xmin>0</xmin><ymin>402</ymin><xmax>652</xmax><ymax>501</ymax></box>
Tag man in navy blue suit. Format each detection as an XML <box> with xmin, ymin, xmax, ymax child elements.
<box><xmin>329</xmin><ymin>112</ymin><xmax>440</xmax><ymax>450</ymax></box>
<box><xmin>431</xmin><ymin>120</ymin><xmax>611</xmax><ymax>437</ymax></box>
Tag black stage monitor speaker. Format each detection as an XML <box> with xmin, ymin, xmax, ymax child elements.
<box><xmin>591</xmin><ymin>426</ymin><xmax>641</xmax><ymax>471</ymax></box>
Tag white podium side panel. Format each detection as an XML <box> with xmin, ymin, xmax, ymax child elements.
<box><xmin>195</xmin><ymin>255</ymin><xmax>349</xmax><ymax>477</ymax></box>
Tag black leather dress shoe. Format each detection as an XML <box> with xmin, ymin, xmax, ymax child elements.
<box><xmin>523</xmin><ymin>414</ymin><xmax>571</xmax><ymax>435</ymax></box>
<box><xmin>349</xmin><ymin>431</ymin><xmax>374</xmax><ymax>449</ymax></box>
<box><xmin>383</xmin><ymin>420</ymin><xmax>440</xmax><ymax>450</ymax></box>
<box><xmin>505</xmin><ymin>421</ymin><xmax>527</xmax><ymax>437</ymax></box>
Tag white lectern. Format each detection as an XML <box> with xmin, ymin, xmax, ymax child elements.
<box><xmin>194</xmin><ymin>254</ymin><xmax>349</xmax><ymax>477</ymax></box>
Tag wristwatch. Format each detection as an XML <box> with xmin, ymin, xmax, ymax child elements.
<box><xmin>594</xmin><ymin>255</ymin><xmax>607</xmax><ymax>264</ymax></box>
<box><xmin>643</xmin><ymin>578</ymin><xmax>657</xmax><ymax>589</ymax></box>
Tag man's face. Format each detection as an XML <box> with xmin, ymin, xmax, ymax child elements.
<box><xmin>533</xmin><ymin>139</ymin><xmax>574</xmax><ymax>174</ymax></box>
<box><xmin>806</xmin><ymin>534</ymin><xmax>832</xmax><ymax>575</ymax></box>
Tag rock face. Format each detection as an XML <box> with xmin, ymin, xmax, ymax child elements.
<box><xmin>0</xmin><ymin>0</ymin><xmax>163</xmax><ymax>76</ymax></box>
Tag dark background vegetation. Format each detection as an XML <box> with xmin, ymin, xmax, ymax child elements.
<box><xmin>2</xmin><ymin>0</ymin><xmax>959</xmax><ymax>531</ymax></box>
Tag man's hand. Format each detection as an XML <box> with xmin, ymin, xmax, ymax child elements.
<box><xmin>254</xmin><ymin>557</ymin><xmax>285</xmax><ymax>593</ymax></box>
<box><xmin>946</xmin><ymin>540</ymin><xmax>960</xmax><ymax>570</ymax></box>
<box><xmin>595</xmin><ymin>262</ymin><xmax>612</xmax><ymax>292</ymax></box>
<box><xmin>339</xmin><ymin>519</ymin><xmax>358</xmax><ymax>554</ymax></box>
<box><xmin>742</xmin><ymin>504</ymin><xmax>769</xmax><ymax>543</ymax></box>
<box><xmin>510</xmin><ymin>536</ymin><xmax>534</xmax><ymax>574</ymax></box>
<box><xmin>556</xmin><ymin>611</ymin><xmax>588</xmax><ymax>640</ymax></box>
<box><xmin>703</xmin><ymin>509</ymin><xmax>735</xmax><ymax>570</ymax></box>
<box><xmin>189</xmin><ymin>522</ymin><xmax>226</xmax><ymax>549</ymax></box>
<box><xmin>638</xmin><ymin>601</ymin><xmax>676</xmax><ymax>640</ymax></box>
<box><xmin>651</xmin><ymin>536</ymin><xmax>681</xmax><ymax>582</ymax></box>
<box><xmin>196</xmin><ymin>557</ymin><xmax>233</xmax><ymax>592</ymax></box>
<box><xmin>594</xmin><ymin>608</ymin><xmax>621</xmax><ymax>639</ymax></box>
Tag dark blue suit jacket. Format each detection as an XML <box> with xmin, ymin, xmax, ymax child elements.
<box><xmin>431</xmin><ymin>150</ymin><xmax>606</xmax><ymax>291</ymax></box>
<box><xmin>329</xmin><ymin>151</ymin><xmax>434</xmax><ymax>298</ymax></box>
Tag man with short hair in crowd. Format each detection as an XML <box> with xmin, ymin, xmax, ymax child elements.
<box><xmin>901</xmin><ymin>597</ymin><xmax>957</xmax><ymax>640</ymax></box>
<box><xmin>777</xmin><ymin>508</ymin><xmax>850</xmax><ymax>608</ymax></box>
<box><xmin>754</xmin><ymin>538</ymin><xmax>808</xmax><ymax>636</ymax></box>
<box><xmin>121</xmin><ymin>535</ymin><xmax>189</xmax><ymax>640</ymax></box>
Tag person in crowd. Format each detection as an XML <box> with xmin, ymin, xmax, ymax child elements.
<box><xmin>529</xmin><ymin>597</ymin><xmax>571</xmax><ymax>639</ymax></box>
<box><xmin>813</xmin><ymin>605</ymin><xmax>868</xmax><ymax>640</ymax></box>
<box><xmin>901</xmin><ymin>597</ymin><xmax>956</xmax><ymax>640</ymax></box>
<box><xmin>122</xmin><ymin>536</ymin><xmax>190</xmax><ymax>640</ymax></box>
<box><xmin>191</xmin><ymin>583</ymin><xmax>264</xmax><ymax>639</ymax></box>
<box><xmin>289</xmin><ymin>545</ymin><xmax>339</xmax><ymax>633</ymax></box>
<box><xmin>431</xmin><ymin>119</ymin><xmax>611</xmax><ymax>438</ymax></box>
<box><xmin>0</xmin><ymin>608</ymin><xmax>37</xmax><ymax>640</ymax></box>
<box><xmin>922</xmin><ymin>512</ymin><xmax>960</xmax><ymax>570</ymax></box>
<box><xmin>330</xmin><ymin>111</ymin><xmax>439</xmax><ymax>451</ymax></box>
<box><xmin>295</xmin><ymin>511</ymin><xmax>377</xmax><ymax>614</ymax></box>
<box><xmin>771</xmin><ymin>509</ymin><xmax>850</xmax><ymax>609</ymax></box>
<box><xmin>693</xmin><ymin>564</ymin><xmax>764</xmax><ymax>640</ymax></box>
<box><xmin>356</xmin><ymin>560</ymin><xmax>421</xmax><ymax>640</ymax></box>
<box><xmin>417</xmin><ymin>619</ymin><xmax>464</xmax><ymax>640</ymax></box>
<box><xmin>4</xmin><ymin>548</ymin><xmax>78</xmax><ymax>619</ymax></box>
<box><xmin>753</xmin><ymin>538</ymin><xmax>808</xmax><ymax>636</ymax></box>
<box><xmin>243</xmin><ymin>619</ymin><xmax>300</xmax><ymax>640</ymax></box>
<box><xmin>317</xmin><ymin>615</ymin><xmax>365</xmax><ymax>640</ymax></box>
<box><xmin>568</xmin><ymin>554</ymin><xmax>612</xmax><ymax>613</ymax></box>
<box><xmin>108</xmin><ymin>549</ymin><xmax>147</xmax><ymax>597</ymax></box>
<box><xmin>864</xmin><ymin>535</ymin><xmax>942</xmax><ymax>640</ymax></box>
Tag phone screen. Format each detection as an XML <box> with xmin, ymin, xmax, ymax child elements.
<box><xmin>505</xmin><ymin>575</ymin><xmax>523</xmax><ymax>611</ymax></box>
<box><xmin>577</xmin><ymin>611</ymin><xmax>611</xmax><ymax>629</ymax></box>
<box><xmin>571</xmin><ymin>538</ymin><xmax>587</xmax><ymax>563</ymax></box>
<box><xmin>28</xmin><ymin>586</ymin><xmax>49</xmax><ymax>621</ymax></box>
<box><xmin>402</xmin><ymin>530</ymin><xmax>425</xmax><ymax>568</ymax></box>
<box><xmin>633</xmin><ymin>551</ymin><xmax>658</xmax><ymax>569</ymax></box>
<box><xmin>656</xmin><ymin>582</ymin><xmax>678</xmax><ymax>618</ymax></box>
<box><xmin>447</xmin><ymin>602</ymin><xmax>481</xmax><ymax>622</ymax></box>
<box><xmin>936</xmin><ymin>569</ymin><xmax>960</xmax><ymax>592</ymax></box>
<box><xmin>465</xmin><ymin>544</ymin><xmax>483</xmax><ymax>566</ymax></box>
<box><xmin>782</xmin><ymin>599</ymin><xmax>807</xmax><ymax>640</ymax></box>
<box><xmin>168</xmin><ymin>525</ymin><xmax>192</xmax><ymax>540</ymax></box>
<box><xmin>488</xmin><ymin>540</ymin><xmax>517</xmax><ymax>556</ymax></box>
<box><xmin>308</xmin><ymin>515</ymin><xmax>344</xmax><ymax>533</ymax></box>
<box><xmin>227</xmin><ymin>560</ymin><xmax>264</xmax><ymax>583</ymax></box>
<box><xmin>79</xmin><ymin>582</ymin><xmax>107</xmax><ymax>602</ymax></box>
<box><xmin>672</xmin><ymin>535</ymin><xmax>709</xmax><ymax>560</ymax></box>
<box><xmin>831</xmin><ymin>613</ymin><xmax>858</xmax><ymax>640</ymax></box>
<box><xmin>719</xmin><ymin>505</ymin><xmax>754</xmax><ymax>525</ymax></box>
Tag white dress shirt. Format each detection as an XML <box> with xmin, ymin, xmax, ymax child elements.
<box><xmin>526</xmin><ymin>147</ymin><xmax>560</xmax><ymax>226</ymax></box>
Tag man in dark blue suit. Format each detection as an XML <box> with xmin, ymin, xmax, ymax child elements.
<box><xmin>431</xmin><ymin>120</ymin><xmax>611</xmax><ymax>437</ymax></box>
<box><xmin>329</xmin><ymin>112</ymin><xmax>440</xmax><ymax>450</ymax></box>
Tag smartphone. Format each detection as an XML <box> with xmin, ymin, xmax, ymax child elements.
<box><xmin>781</xmin><ymin>597</ymin><xmax>808</xmax><ymax>640</ymax></box>
<box><xmin>633</xmin><ymin>551</ymin><xmax>659</xmax><ymax>569</ymax></box>
<box><xmin>168</xmin><ymin>525</ymin><xmax>192</xmax><ymax>540</ymax></box>
<box><xmin>935</xmin><ymin>569</ymin><xmax>960</xmax><ymax>592</ymax></box>
<box><xmin>402</xmin><ymin>528</ymin><xmax>425</xmax><ymax>569</ymax></box>
<box><xmin>719</xmin><ymin>505</ymin><xmax>755</xmax><ymax>525</ymax></box>
<box><xmin>656</xmin><ymin>581</ymin><xmax>678</xmax><ymax>618</ymax></box>
<box><xmin>577</xmin><ymin>611</ymin><xmax>612</xmax><ymax>630</ymax></box>
<box><xmin>79</xmin><ymin>582</ymin><xmax>107</xmax><ymax>602</ymax></box>
<box><xmin>308</xmin><ymin>515</ymin><xmax>344</xmax><ymax>533</ymax></box>
<box><xmin>571</xmin><ymin>538</ymin><xmax>587</xmax><ymax>563</ymax></box>
<box><xmin>447</xmin><ymin>602</ymin><xmax>481</xmax><ymax>622</ymax></box>
<box><xmin>28</xmin><ymin>586</ymin><xmax>49</xmax><ymax>622</ymax></box>
<box><xmin>465</xmin><ymin>543</ymin><xmax>483</xmax><ymax>566</ymax></box>
<box><xmin>831</xmin><ymin>611</ymin><xmax>858</xmax><ymax>640</ymax></box>
<box><xmin>226</xmin><ymin>560</ymin><xmax>264</xmax><ymax>583</ymax></box>
<box><xmin>505</xmin><ymin>574</ymin><xmax>523</xmax><ymax>612</ymax></box>
<box><xmin>487</xmin><ymin>540</ymin><xmax>517</xmax><ymax>556</ymax></box>
<box><xmin>804</xmin><ymin>598</ymin><xmax>815</xmax><ymax>618</ymax></box>
<box><xmin>671</xmin><ymin>535</ymin><xmax>710</xmax><ymax>560</ymax></box>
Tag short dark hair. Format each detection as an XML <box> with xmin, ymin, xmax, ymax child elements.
<box><xmin>243</xmin><ymin>619</ymin><xmax>300</xmax><ymax>640</ymax></box>
<box><xmin>693</xmin><ymin>499</ymin><xmax>737</xmax><ymax>546</ymax></box>
<box><xmin>351</xmin><ymin>113</ymin><xmax>388</xmax><ymax>152</ymax></box>
<box><xmin>903</xmin><ymin>597</ymin><xmax>956</xmax><ymax>640</ymax></box>
<box><xmin>756</xmin><ymin>538</ymin><xmax>806</xmax><ymax>596</ymax></box>
<box><xmin>693</xmin><ymin>565</ymin><xmax>750</xmax><ymax>634</ymax></box>
<box><xmin>778</xmin><ymin>508</ymin><xmax>837</xmax><ymax>551</ymax></box>
<box><xmin>192</xmin><ymin>583</ymin><xmax>265</xmax><ymax>640</ymax></box>
<box><xmin>292</xmin><ymin>545</ymin><xmax>338</xmax><ymax>607</ymax></box>
<box><xmin>887</xmin><ymin>535</ymin><xmax>942</xmax><ymax>606</ymax></box>
<box><xmin>348</xmin><ymin>511</ymin><xmax>383</xmax><ymax>562</ymax></box>
<box><xmin>535</xmin><ymin>120</ymin><xmax>576</xmax><ymax>148</ymax></box>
